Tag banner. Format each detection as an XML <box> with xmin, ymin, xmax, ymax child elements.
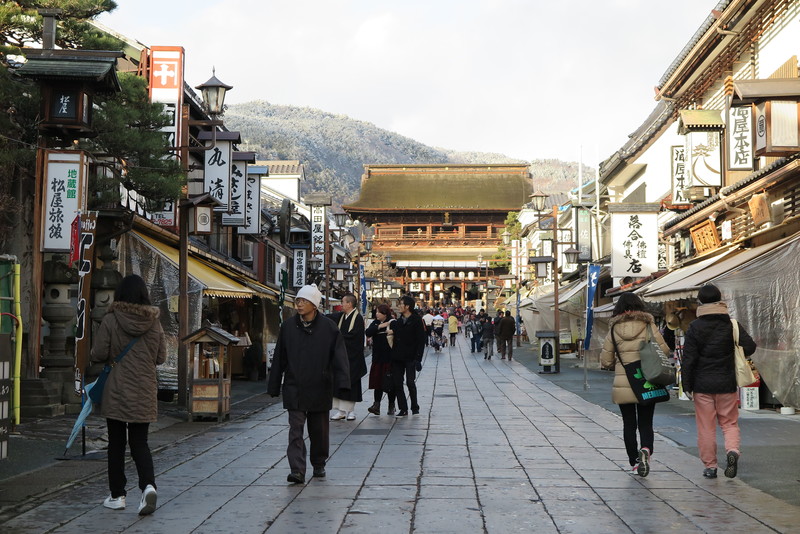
<box><xmin>360</xmin><ymin>263</ymin><xmax>367</xmax><ymax>316</ymax></box>
<box><xmin>583</xmin><ymin>264</ymin><xmax>601</xmax><ymax>350</ymax></box>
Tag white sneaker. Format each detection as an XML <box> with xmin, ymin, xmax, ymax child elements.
<box><xmin>346</xmin><ymin>411</ymin><xmax>356</xmax><ymax>421</ymax></box>
<box><xmin>103</xmin><ymin>495</ymin><xmax>126</xmax><ymax>510</ymax></box>
<box><xmin>330</xmin><ymin>410</ymin><xmax>346</xmax><ymax>420</ymax></box>
<box><xmin>138</xmin><ymin>484</ymin><xmax>157</xmax><ymax>515</ymax></box>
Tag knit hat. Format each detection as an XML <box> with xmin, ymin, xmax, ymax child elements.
<box><xmin>697</xmin><ymin>284</ymin><xmax>722</xmax><ymax>304</ymax></box>
<box><xmin>296</xmin><ymin>284</ymin><xmax>322</xmax><ymax>309</ymax></box>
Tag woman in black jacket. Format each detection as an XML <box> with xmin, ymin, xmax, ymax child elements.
<box><xmin>365</xmin><ymin>304</ymin><xmax>397</xmax><ymax>415</ymax></box>
<box><xmin>683</xmin><ymin>284</ymin><xmax>756</xmax><ymax>479</ymax></box>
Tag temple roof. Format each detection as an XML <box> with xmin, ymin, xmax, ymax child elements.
<box><xmin>343</xmin><ymin>164</ymin><xmax>532</xmax><ymax>213</ymax></box>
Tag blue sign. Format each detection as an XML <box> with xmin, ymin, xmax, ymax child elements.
<box><xmin>583</xmin><ymin>264</ymin><xmax>601</xmax><ymax>350</ymax></box>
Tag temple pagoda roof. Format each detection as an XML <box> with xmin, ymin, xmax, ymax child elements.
<box><xmin>343</xmin><ymin>164</ymin><xmax>532</xmax><ymax>213</ymax></box>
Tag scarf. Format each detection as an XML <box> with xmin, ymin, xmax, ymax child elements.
<box><xmin>697</xmin><ymin>301</ymin><xmax>728</xmax><ymax>317</ymax></box>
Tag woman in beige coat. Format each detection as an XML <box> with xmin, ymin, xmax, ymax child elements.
<box><xmin>90</xmin><ymin>274</ymin><xmax>166</xmax><ymax>515</ymax></box>
<box><xmin>600</xmin><ymin>292</ymin><xmax>671</xmax><ymax>477</ymax></box>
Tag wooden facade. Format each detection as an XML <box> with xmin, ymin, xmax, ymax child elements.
<box><xmin>343</xmin><ymin>164</ymin><xmax>532</xmax><ymax>305</ymax></box>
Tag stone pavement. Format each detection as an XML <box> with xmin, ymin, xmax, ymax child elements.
<box><xmin>2</xmin><ymin>335</ymin><xmax>800</xmax><ymax>533</ymax></box>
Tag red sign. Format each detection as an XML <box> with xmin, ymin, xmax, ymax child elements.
<box><xmin>69</xmin><ymin>215</ymin><xmax>80</xmax><ymax>265</ymax></box>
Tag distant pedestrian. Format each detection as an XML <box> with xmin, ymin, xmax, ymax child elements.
<box><xmin>480</xmin><ymin>316</ymin><xmax>495</xmax><ymax>359</ymax></box>
<box><xmin>497</xmin><ymin>311</ymin><xmax>517</xmax><ymax>360</ymax></box>
<box><xmin>466</xmin><ymin>313</ymin><xmax>482</xmax><ymax>353</ymax></box>
<box><xmin>682</xmin><ymin>284</ymin><xmax>756</xmax><ymax>479</ymax></box>
<box><xmin>365</xmin><ymin>304</ymin><xmax>397</xmax><ymax>415</ymax></box>
<box><xmin>493</xmin><ymin>311</ymin><xmax>504</xmax><ymax>354</ymax></box>
<box><xmin>448</xmin><ymin>314</ymin><xmax>459</xmax><ymax>346</ymax></box>
<box><xmin>268</xmin><ymin>284</ymin><xmax>350</xmax><ymax>484</ymax></box>
<box><xmin>328</xmin><ymin>294</ymin><xmax>367</xmax><ymax>421</ymax></box>
<box><xmin>388</xmin><ymin>295</ymin><xmax>426</xmax><ymax>416</ymax></box>
<box><xmin>90</xmin><ymin>274</ymin><xmax>166</xmax><ymax>515</ymax></box>
<box><xmin>599</xmin><ymin>292</ymin><xmax>671</xmax><ymax>477</ymax></box>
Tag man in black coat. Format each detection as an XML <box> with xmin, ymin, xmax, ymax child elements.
<box><xmin>389</xmin><ymin>295</ymin><xmax>426</xmax><ymax>416</ymax></box>
<box><xmin>268</xmin><ymin>284</ymin><xmax>350</xmax><ymax>484</ymax></box>
<box><xmin>327</xmin><ymin>293</ymin><xmax>367</xmax><ymax>421</ymax></box>
<box><xmin>682</xmin><ymin>284</ymin><xmax>756</xmax><ymax>480</ymax></box>
<box><xmin>497</xmin><ymin>311</ymin><xmax>517</xmax><ymax>360</ymax></box>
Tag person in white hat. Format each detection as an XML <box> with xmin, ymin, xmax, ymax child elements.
<box><xmin>268</xmin><ymin>284</ymin><xmax>350</xmax><ymax>484</ymax></box>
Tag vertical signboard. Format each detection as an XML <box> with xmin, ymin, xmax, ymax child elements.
<box><xmin>310</xmin><ymin>205</ymin><xmax>326</xmax><ymax>271</ymax></box>
<box><xmin>43</xmin><ymin>151</ymin><xmax>88</xmax><ymax>252</ymax></box>
<box><xmin>293</xmin><ymin>249</ymin><xmax>307</xmax><ymax>287</ymax></box>
<box><xmin>575</xmin><ymin>207</ymin><xmax>591</xmax><ymax>262</ymax></box>
<box><xmin>73</xmin><ymin>211</ymin><xmax>97</xmax><ymax>393</ymax></box>
<box><xmin>205</xmin><ymin>140</ymin><xmax>232</xmax><ymax>210</ymax></box>
<box><xmin>610</xmin><ymin>211</ymin><xmax>659</xmax><ymax>279</ymax></box>
<box><xmin>728</xmin><ymin>106</ymin><xmax>753</xmax><ymax>170</ymax></box>
<box><xmin>148</xmin><ymin>46</ymin><xmax>184</xmax><ymax>227</ymax></box>
<box><xmin>686</xmin><ymin>131</ymin><xmax>722</xmax><ymax>187</ymax></box>
<box><xmin>222</xmin><ymin>160</ymin><xmax>247</xmax><ymax>225</ymax></box>
<box><xmin>671</xmin><ymin>145</ymin><xmax>689</xmax><ymax>204</ymax></box>
<box><xmin>239</xmin><ymin>171</ymin><xmax>261</xmax><ymax>234</ymax></box>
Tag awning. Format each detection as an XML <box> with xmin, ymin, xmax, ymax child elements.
<box><xmin>592</xmin><ymin>302</ymin><xmax>616</xmax><ymax>318</ymax></box>
<box><xmin>643</xmin><ymin>237</ymin><xmax>795</xmax><ymax>303</ymax></box>
<box><xmin>636</xmin><ymin>249</ymin><xmax>735</xmax><ymax>299</ymax></box>
<box><xmin>134</xmin><ymin>232</ymin><xmax>261</xmax><ymax>299</ymax></box>
<box><xmin>678</xmin><ymin>109</ymin><xmax>725</xmax><ymax>135</ymax></box>
<box><xmin>734</xmin><ymin>79</ymin><xmax>800</xmax><ymax>101</ymax></box>
<box><xmin>523</xmin><ymin>280</ymin><xmax>587</xmax><ymax>309</ymax></box>
<box><xmin>194</xmin><ymin>256</ymin><xmax>280</xmax><ymax>300</ymax></box>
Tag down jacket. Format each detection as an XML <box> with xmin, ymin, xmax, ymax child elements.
<box><xmin>682</xmin><ymin>302</ymin><xmax>756</xmax><ymax>394</ymax></box>
<box><xmin>599</xmin><ymin>310</ymin><xmax>671</xmax><ymax>405</ymax></box>
<box><xmin>90</xmin><ymin>301</ymin><xmax>167</xmax><ymax>423</ymax></box>
<box><xmin>267</xmin><ymin>311</ymin><xmax>350</xmax><ymax>411</ymax></box>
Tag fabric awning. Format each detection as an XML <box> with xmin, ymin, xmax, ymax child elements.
<box><xmin>134</xmin><ymin>232</ymin><xmax>262</xmax><ymax>299</ymax></box>
<box><xmin>643</xmin><ymin>237</ymin><xmax>795</xmax><ymax>303</ymax></box>
<box><xmin>636</xmin><ymin>249</ymin><xmax>735</xmax><ymax>299</ymax></box>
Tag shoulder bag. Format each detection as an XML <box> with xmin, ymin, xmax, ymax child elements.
<box><xmin>87</xmin><ymin>337</ymin><xmax>140</xmax><ymax>403</ymax></box>
<box><xmin>611</xmin><ymin>326</ymin><xmax>669</xmax><ymax>406</ymax></box>
<box><xmin>639</xmin><ymin>324</ymin><xmax>676</xmax><ymax>386</ymax></box>
<box><xmin>732</xmin><ymin>319</ymin><xmax>757</xmax><ymax>387</ymax></box>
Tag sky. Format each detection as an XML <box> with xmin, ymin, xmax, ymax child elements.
<box><xmin>97</xmin><ymin>0</ymin><xmax>718</xmax><ymax>165</ymax></box>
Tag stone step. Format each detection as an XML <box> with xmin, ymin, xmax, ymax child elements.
<box><xmin>21</xmin><ymin>403</ymin><xmax>65</xmax><ymax>418</ymax></box>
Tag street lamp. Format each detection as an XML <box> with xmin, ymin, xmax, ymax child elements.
<box><xmin>178</xmin><ymin>71</ymin><xmax>231</xmax><ymax>407</ymax></box>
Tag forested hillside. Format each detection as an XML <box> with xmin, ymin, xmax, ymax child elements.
<box><xmin>225</xmin><ymin>101</ymin><xmax>593</xmax><ymax>205</ymax></box>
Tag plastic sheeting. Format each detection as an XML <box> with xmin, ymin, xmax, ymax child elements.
<box><xmin>710</xmin><ymin>233</ymin><xmax>800</xmax><ymax>409</ymax></box>
<box><xmin>117</xmin><ymin>233</ymin><xmax>203</xmax><ymax>390</ymax></box>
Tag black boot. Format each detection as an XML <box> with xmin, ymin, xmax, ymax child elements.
<box><xmin>387</xmin><ymin>401</ymin><xmax>395</xmax><ymax>415</ymax></box>
<box><xmin>367</xmin><ymin>402</ymin><xmax>380</xmax><ymax>415</ymax></box>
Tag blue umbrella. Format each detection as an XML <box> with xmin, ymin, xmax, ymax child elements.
<box><xmin>64</xmin><ymin>380</ymin><xmax>97</xmax><ymax>455</ymax></box>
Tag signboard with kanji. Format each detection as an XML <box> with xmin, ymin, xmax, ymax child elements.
<box><xmin>610</xmin><ymin>212</ymin><xmax>658</xmax><ymax>279</ymax></box>
<box><xmin>222</xmin><ymin>161</ymin><xmax>247</xmax><ymax>226</ymax></box>
<box><xmin>205</xmin><ymin>140</ymin><xmax>232</xmax><ymax>211</ymax></box>
<box><xmin>42</xmin><ymin>151</ymin><xmax>88</xmax><ymax>252</ymax></box>
<box><xmin>238</xmin><ymin>172</ymin><xmax>261</xmax><ymax>234</ymax></box>
<box><xmin>310</xmin><ymin>205</ymin><xmax>326</xmax><ymax>271</ymax></box>
<box><xmin>671</xmin><ymin>145</ymin><xmax>689</xmax><ymax>204</ymax></box>
<box><xmin>293</xmin><ymin>249</ymin><xmax>307</xmax><ymax>287</ymax></box>
<box><xmin>728</xmin><ymin>106</ymin><xmax>754</xmax><ymax>170</ymax></box>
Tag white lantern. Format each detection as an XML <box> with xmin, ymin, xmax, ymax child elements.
<box><xmin>459</xmin><ymin>272</ymin><xmax>465</xmax><ymax>280</ymax></box>
<box><xmin>421</xmin><ymin>272</ymin><xmax>427</xmax><ymax>280</ymax></box>
<box><xmin>468</xmin><ymin>272</ymin><xmax>475</xmax><ymax>280</ymax></box>
<box><xmin>411</xmin><ymin>271</ymin><xmax>418</xmax><ymax>280</ymax></box>
<box><xmin>439</xmin><ymin>271</ymin><xmax>446</xmax><ymax>280</ymax></box>
<box><xmin>430</xmin><ymin>271</ymin><xmax>437</xmax><ymax>280</ymax></box>
<box><xmin>449</xmin><ymin>271</ymin><xmax>456</xmax><ymax>280</ymax></box>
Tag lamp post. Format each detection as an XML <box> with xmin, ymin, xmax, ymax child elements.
<box><xmin>178</xmin><ymin>71</ymin><xmax>231</xmax><ymax>408</ymax></box>
<box><xmin>528</xmin><ymin>192</ymin><xmax>580</xmax><ymax>374</ymax></box>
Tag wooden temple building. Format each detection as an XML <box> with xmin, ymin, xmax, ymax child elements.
<box><xmin>343</xmin><ymin>164</ymin><xmax>532</xmax><ymax>307</ymax></box>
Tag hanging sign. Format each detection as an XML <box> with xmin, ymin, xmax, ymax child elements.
<box><xmin>42</xmin><ymin>151</ymin><xmax>88</xmax><ymax>252</ymax></box>
<box><xmin>310</xmin><ymin>205</ymin><xmax>326</xmax><ymax>271</ymax></box>
<box><xmin>293</xmin><ymin>249</ymin><xmax>307</xmax><ymax>287</ymax></box>
<box><xmin>686</xmin><ymin>131</ymin><xmax>722</xmax><ymax>187</ymax></box>
<box><xmin>222</xmin><ymin>161</ymin><xmax>247</xmax><ymax>225</ymax></box>
<box><xmin>728</xmin><ymin>106</ymin><xmax>754</xmax><ymax>170</ymax></box>
<box><xmin>689</xmin><ymin>219</ymin><xmax>721</xmax><ymax>254</ymax></box>
<box><xmin>671</xmin><ymin>145</ymin><xmax>689</xmax><ymax>204</ymax></box>
<box><xmin>239</xmin><ymin>171</ymin><xmax>261</xmax><ymax>234</ymax></box>
<box><xmin>748</xmin><ymin>193</ymin><xmax>771</xmax><ymax>227</ymax></box>
<box><xmin>149</xmin><ymin>46</ymin><xmax>184</xmax><ymax>227</ymax></box>
<box><xmin>205</xmin><ymin>140</ymin><xmax>232</xmax><ymax>211</ymax></box>
<box><xmin>610</xmin><ymin>211</ymin><xmax>659</xmax><ymax>279</ymax></box>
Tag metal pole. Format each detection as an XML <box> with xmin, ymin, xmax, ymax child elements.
<box><xmin>553</xmin><ymin>205</ymin><xmax>561</xmax><ymax>374</ymax></box>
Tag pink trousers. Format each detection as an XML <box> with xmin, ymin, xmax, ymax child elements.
<box><xmin>693</xmin><ymin>392</ymin><xmax>740</xmax><ymax>468</ymax></box>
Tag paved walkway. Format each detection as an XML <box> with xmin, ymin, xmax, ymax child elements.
<box><xmin>3</xmin><ymin>336</ymin><xmax>799</xmax><ymax>533</ymax></box>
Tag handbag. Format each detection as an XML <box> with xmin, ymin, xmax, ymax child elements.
<box><xmin>381</xmin><ymin>368</ymin><xmax>394</xmax><ymax>394</ymax></box>
<box><xmin>611</xmin><ymin>327</ymin><xmax>669</xmax><ymax>406</ymax></box>
<box><xmin>87</xmin><ymin>337</ymin><xmax>140</xmax><ymax>403</ymax></box>
<box><xmin>639</xmin><ymin>324</ymin><xmax>676</xmax><ymax>386</ymax></box>
<box><xmin>732</xmin><ymin>319</ymin><xmax>756</xmax><ymax>387</ymax></box>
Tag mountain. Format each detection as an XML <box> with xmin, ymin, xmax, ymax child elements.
<box><xmin>225</xmin><ymin>101</ymin><xmax>593</xmax><ymax>206</ymax></box>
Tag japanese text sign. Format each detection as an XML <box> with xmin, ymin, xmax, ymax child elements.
<box><xmin>610</xmin><ymin>212</ymin><xmax>658</xmax><ymax>279</ymax></box>
<box><xmin>728</xmin><ymin>106</ymin><xmax>753</xmax><ymax>170</ymax></box>
<box><xmin>205</xmin><ymin>140</ymin><xmax>232</xmax><ymax>211</ymax></box>
<box><xmin>43</xmin><ymin>151</ymin><xmax>87</xmax><ymax>252</ymax></box>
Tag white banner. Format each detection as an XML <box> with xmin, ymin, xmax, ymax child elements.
<box><xmin>671</xmin><ymin>145</ymin><xmax>689</xmax><ymax>204</ymax></box>
<box><xmin>293</xmin><ymin>249</ymin><xmax>307</xmax><ymax>287</ymax></box>
<box><xmin>43</xmin><ymin>151</ymin><xmax>87</xmax><ymax>251</ymax></box>
<box><xmin>205</xmin><ymin>140</ymin><xmax>232</xmax><ymax>211</ymax></box>
<box><xmin>728</xmin><ymin>106</ymin><xmax>753</xmax><ymax>170</ymax></box>
<box><xmin>610</xmin><ymin>212</ymin><xmax>659</xmax><ymax>279</ymax></box>
<box><xmin>686</xmin><ymin>131</ymin><xmax>722</xmax><ymax>187</ymax></box>
<box><xmin>238</xmin><ymin>171</ymin><xmax>261</xmax><ymax>234</ymax></box>
<box><xmin>148</xmin><ymin>46</ymin><xmax>184</xmax><ymax>227</ymax></box>
<box><xmin>310</xmin><ymin>205</ymin><xmax>326</xmax><ymax>271</ymax></box>
<box><xmin>221</xmin><ymin>160</ymin><xmax>247</xmax><ymax>225</ymax></box>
